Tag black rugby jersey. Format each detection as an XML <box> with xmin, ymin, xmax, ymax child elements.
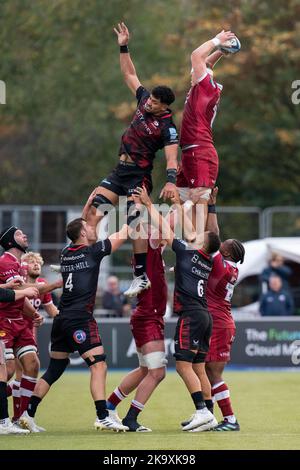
<box><xmin>172</xmin><ymin>238</ymin><xmax>213</xmax><ymax>313</ymax></box>
<box><xmin>58</xmin><ymin>239</ymin><xmax>111</xmax><ymax>318</ymax></box>
<box><xmin>119</xmin><ymin>86</ymin><xmax>178</xmax><ymax>171</ymax></box>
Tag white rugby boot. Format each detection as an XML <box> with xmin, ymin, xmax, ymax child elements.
<box><xmin>188</xmin><ymin>415</ymin><xmax>218</xmax><ymax>432</ymax></box>
<box><xmin>94</xmin><ymin>416</ymin><xmax>128</xmax><ymax>432</ymax></box>
<box><xmin>0</xmin><ymin>418</ymin><xmax>30</xmax><ymax>435</ymax></box>
<box><xmin>19</xmin><ymin>411</ymin><xmax>46</xmax><ymax>433</ymax></box>
<box><xmin>124</xmin><ymin>274</ymin><xmax>151</xmax><ymax>297</ymax></box>
<box><xmin>108</xmin><ymin>409</ymin><xmax>122</xmax><ymax>424</ymax></box>
<box><xmin>182</xmin><ymin>407</ymin><xmax>215</xmax><ymax>431</ymax></box>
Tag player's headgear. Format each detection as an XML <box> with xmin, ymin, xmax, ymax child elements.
<box><xmin>230</xmin><ymin>239</ymin><xmax>245</xmax><ymax>264</ymax></box>
<box><xmin>0</xmin><ymin>226</ymin><xmax>27</xmax><ymax>253</ymax></box>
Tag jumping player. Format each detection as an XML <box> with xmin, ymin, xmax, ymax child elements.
<box><xmin>205</xmin><ymin>188</ymin><xmax>245</xmax><ymax>431</ymax></box>
<box><xmin>89</xmin><ymin>22</ymin><xmax>178</xmax><ymax>297</ymax></box>
<box><xmin>19</xmin><ymin>217</ymin><xmax>131</xmax><ymax>433</ymax></box>
<box><xmin>134</xmin><ymin>186</ymin><xmax>220</xmax><ymax>432</ymax></box>
<box><xmin>177</xmin><ymin>29</ymin><xmax>236</xmax><ymax>226</ymax></box>
<box><xmin>106</xmin><ymin>235</ymin><xmax>168</xmax><ymax>432</ymax></box>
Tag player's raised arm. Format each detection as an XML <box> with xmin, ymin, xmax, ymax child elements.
<box><xmin>108</xmin><ymin>224</ymin><xmax>130</xmax><ymax>253</ymax></box>
<box><xmin>191</xmin><ymin>30</ymin><xmax>235</xmax><ymax>81</ymax></box>
<box><xmin>205</xmin><ymin>187</ymin><xmax>220</xmax><ymax>236</ymax></box>
<box><xmin>114</xmin><ymin>22</ymin><xmax>141</xmax><ymax>94</ymax></box>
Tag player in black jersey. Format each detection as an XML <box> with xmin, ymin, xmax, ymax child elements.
<box><xmin>19</xmin><ymin>218</ymin><xmax>130</xmax><ymax>433</ymax></box>
<box><xmin>133</xmin><ymin>186</ymin><xmax>221</xmax><ymax>432</ymax></box>
<box><xmin>86</xmin><ymin>22</ymin><xmax>179</xmax><ymax>298</ymax></box>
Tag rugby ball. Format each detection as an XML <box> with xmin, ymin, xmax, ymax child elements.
<box><xmin>220</xmin><ymin>36</ymin><xmax>241</xmax><ymax>54</ymax></box>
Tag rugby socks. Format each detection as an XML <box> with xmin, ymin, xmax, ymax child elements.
<box><xmin>191</xmin><ymin>391</ymin><xmax>206</xmax><ymax>410</ymax></box>
<box><xmin>205</xmin><ymin>399</ymin><xmax>214</xmax><ymax>414</ymax></box>
<box><xmin>107</xmin><ymin>387</ymin><xmax>128</xmax><ymax>410</ymax></box>
<box><xmin>95</xmin><ymin>400</ymin><xmax>108</xmax><ymax>420</ymax></box>
<box><xmin>134</xmin><ymin>253</ymin><xmax>147</xmax><ymax>277</ymax></box>
<box><xmin>124</xmin><ymin>399</ymin><xmax>144</xmax><ymax>421</ymax></box>
<box><xmin>212</xmin><ymin>381</ymin><xmax>236</xmax><ymax>423</ymax></box>
<box><xmin>11</xmin><ymin>380</ymin><xmax>21</xmax><ymax>421</ymax></box>
<box><xmin>0</xmin><ymin>381</ymin><xmax>9</xmax><ymax>421</ymax></box>
<box><xmin>19</xmin><ymin>375</ymin><xmax>37</xmax><ymax>418</ymax></box>
<box><xmin>27</xmin><ymin>395</ymin><xmax>42</xmax><ymax>418</ymax></box>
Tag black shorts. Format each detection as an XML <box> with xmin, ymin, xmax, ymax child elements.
<box><xmin>174</xmin><ymin>309</ymin><xmax>212</xmax><ymax>357</ymax></box>
<box><xmin>50</xmin><ymin>314</ymin><xmax>102</xmax><ymax>356</ymax></box>
<box><xmin>100</xmin><ymin>161</ymin><xmax>153</xmax><ymax>197</ymax></box>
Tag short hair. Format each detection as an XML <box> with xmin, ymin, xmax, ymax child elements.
<box><xmin>66</xmin><ymin>218</ymin><xmax>85</xmax><ymax>243</ymax></box>
<box><xmin>22</xmin><ymin>251</ymin><xmax>44</xmax><ymax>266</ymax></box>
<box><xmin>151</xmin><ymin>86</ymin><xmax>175</xmax><ymax>105</ymax></box>
<box><xmin>230</xmin><ymin>239</ymin><xmax>245</xmax><ymax>264</ymax></box>
<box><xmin>207</xmin><ymin>232</ymin><xmax>221</xmax><ymax>254</ymax></box>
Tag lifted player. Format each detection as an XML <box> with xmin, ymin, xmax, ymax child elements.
<box><xmin>177</xmin><ymin>29</ymin><xmax>236</xmax><ymax>226</ymax></box>
<box><xmin>88</xmin><ymin>22</ymin><xmax>178</xmax><ymax>297</ymax></box>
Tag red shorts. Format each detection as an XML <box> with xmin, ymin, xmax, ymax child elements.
<box><xmin>0</xmin><ymin>317</ymin><xmax>37</xmax><ymax>358</ymax></box>
<box><xmin>177</xmin><ymin>146</ymin><xmax>218</xmax><ymax>189</ymax></box>
<box><xmin>205</xmin><ymin>327</ymin><xmax>236</xmax><ymax>363</ymax></box>
<box><xmin>130</xmin><ymin>314</ymin><xmax>165</xmax><ymax>349</ymax></box>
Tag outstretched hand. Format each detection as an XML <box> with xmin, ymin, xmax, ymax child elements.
<box><xmin>216</xmin><ymin>30</ymin><xmax>236</xmax><ymax>45</ymax></box>
<box><xmin>133</xmin><ymin>186</ymin><xmax>151</xmax><ymax>207</ymax></box>
<box><xmin>114</xmin><ymin>22</ymin><xmax>130</xmax><ymax>46</ymax></box>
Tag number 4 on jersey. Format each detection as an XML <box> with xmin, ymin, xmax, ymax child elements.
<box><xmin>65</xmin><ymin>273</ymin><xmax>73</xmax><ymax>292</ymax></box>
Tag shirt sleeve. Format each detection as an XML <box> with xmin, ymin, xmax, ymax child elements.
<box><xmin>161</xmin><ymin>123</ymin><xmax>179</xmax><ymax>147</ymax></box>
<box><xmin>42</xmin><ymin>291</ymin><xmax>53</xmax><ymax>306</ymax></box>
<box><xmin>136</xmin><ymin>86</ymin><xmax>149</xmax><ymax>103</ymax></box>
<box><xmin>90</xmin><ymin>239</ymin><xmax>112</xmax><ymax>260</ymax></box>
<box><xmin>172</xmin><ymin>238</ymin><xmax>188</xmax><ymax>254</ymax></box>
<box><xmin>0</xmin><ymin>288</ymin><xmax>15</xmax><ymax>302</ymax></box>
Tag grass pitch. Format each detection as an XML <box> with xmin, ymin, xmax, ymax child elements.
<box><xmin>1</xmin><ymin>370</ymin><xmax>300</xmax><ymax>450</ymax></box>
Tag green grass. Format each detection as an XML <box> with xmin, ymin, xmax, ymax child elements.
<box><xmin>2</xmin><ymin>371</ymin><xmax>300</xmax><ymax>450</ymax></box>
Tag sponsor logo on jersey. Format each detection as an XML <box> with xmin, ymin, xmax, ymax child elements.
<box><xmin>169</xmin><ymin>127</ymin><xmax>178</xmax><ymax>142</ymax></box>
<box><xmin>73</xmin><ymin>330</ymin><xmax>86</xmax><ymax>344</ymax></box>
<box><xmin>0</xmin><ymin>331</ymin><xmax>6</xmax><ymax>337</ymax></box>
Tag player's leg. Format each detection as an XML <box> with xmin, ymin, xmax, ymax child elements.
<box><xmin>0</xmin><ymin>340</ymin><xmax>29</xmax><ymax>435</ymax></box>
<box><xmin>82</xmin><ymin>346</ymin><xmax>128</xmax><ymax>432</ymax></box>
<box><xmin>205</xmin><ymin>327</ymin><xmax>239</xmax><ymax>431</ymax></box>
<box><xmin>16</xmin><ymin>328</ymin><xmax>40</xmax><ymax>420</ymax></box>
<box><xmin>122</xmin><ymin>340</ymin><xmax>166</xmax><ymax>432</ymax></box>
<box><xmin>192</xmin><ymin>362</ymin><xmax>214</xmax><ymax>414</ymax></box>
<box><xmin>10</xmin><ymin>358</ymin><xmax>22</xmax><ymax>422</ymax></box>
<box><xmin>84</xmin><ymin>187</ymin><xmax>118</xmax><ymax>242</ymax></box>
<box><xmin>19</xmin><ymin>316</ymin><xmax>70</xmax><ymax>432</ymax></box>
<box><xmin>206</xmin><ymin>361</ymin><xmax>239</xmax><ymax>431</ymax></box>
<box><xmin>175</xmin><ymin>311</ymin><xmax>215</xmax><ymax>431</ymax></box>
<box><xmin>107</xmin><ymin>361</ymin><xmax>148</xmax><ymax>414</ymax></box>
<box><xmin>124</xmin><ymin>173</ymin><xmax>153</xmax><ymax>297</ymax></box>
<box><xmin>19</xmin><ymin>350</ymin><xmax>70</xmax><ymax>433</ymax></box>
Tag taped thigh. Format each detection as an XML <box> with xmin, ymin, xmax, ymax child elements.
<box><xmin>15</xmin><ymin>345</ymin><xmax>37</xmax><ymax>360</ymax></box>
<box><xmin>143</xmin><ymin>351</ymin><xmax>168</xmax><ymax>369</ymax></box>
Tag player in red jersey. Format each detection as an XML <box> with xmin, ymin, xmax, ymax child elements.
<box><xmin>0</xmin><ymin>283</ymin><xmax>39</xmax><ymax>435</ymax></box>
<box><xmin>0</xmin><ymin>226</ymin><xmax>52</xmax><ymax>427</ymax></box>
<box><xmin>205</xmin><ymin>188</ymin><xmax>245</xmax><ymax>431</ymax></box>
<box><xmin>177</xmin><ymin>30</ymin><xmax>237</xmax><ymax>227</ymax></box>
<box><xmin>6</xmin><ymin>251</ymin><xmax>59</xmax><ymax>423</ymax></box>
<box><xmin>87</xmin><ymin>22</ymin><xmax>178</xmax><ymax>298</ymax></box>
<box><xmin>106</xmin><ymin>233</ymin><xmax>168</xmax><ymax>432</ymax></box>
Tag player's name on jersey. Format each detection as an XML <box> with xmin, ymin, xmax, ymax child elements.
<box><xmin>191</xmin><ymin>265</ymin><xmax>210</xmax><ymax>279</ymax></box>
<box><xmin>61</xmin><ymin>261</ymin><xmax>89</xmax><ymax>272</ymax></box>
